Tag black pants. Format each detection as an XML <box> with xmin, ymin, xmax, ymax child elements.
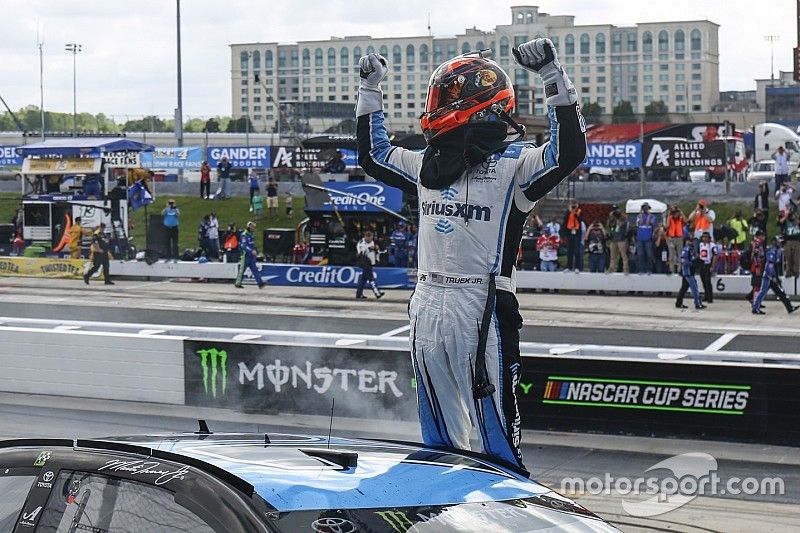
<box><xmin>166</xmin><ymin>226</ymin><xmax>179</xmax><ymax>260</ymax></box>
<box><xmin>200</xmin><ymin>181</ymin><xmax>210</xmax><ymax>198</ymax></box>
<box><xmin>699</xmin><ymin>262</ymin><xmax>713</xmax><ymax>302</ymax></box>
<box><xmin>356</xmin><ymin>262</ymin><xmax>380</xmax><ymax>297</ymax></box>
<box><xmin>86</xmin><ymin>253</ymin><xmax>110</xmax><ymax>282</ymax></box>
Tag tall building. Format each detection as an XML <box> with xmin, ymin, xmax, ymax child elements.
<box><xmin>231</xmin><ymin>6</ymin><xmax>719</xmax><ymax>133</ymax></box>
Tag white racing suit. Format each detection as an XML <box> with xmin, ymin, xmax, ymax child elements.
<box><xmin>357</xmin><ymin>105</ymin><xmax>586</xmax><ymax>471</ymax></box>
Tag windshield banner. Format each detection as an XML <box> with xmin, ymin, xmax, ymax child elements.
<box><xmin>242</xmin><ymin>264</ymin><xmax>413</xmax><ymax>289</ymax></box>
<box><xmin>140</xmin><ymin>146</ymin><xmax>204</xmax><ymax>169</ymax></box>
<box><xmin>183</xmin><ymin>340</ymin><xmax>417</xmax><ymax>419</ymax></box>
<box><xmin>582</xmin><ymin>143</ymin><xmax>641</xmax><ymax>169</ymax></box>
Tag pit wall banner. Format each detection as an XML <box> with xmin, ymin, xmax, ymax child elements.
<box><xmin>206</xmin><ymin>145</ymin><xmax>271</xmax><ymax>168</ymax></box>
<box><xmin>517</xmin><ymin>356</ymin><xmax>799</xmax><ymax>445</ymax></box>
<box><xmin>0</xmin><ymin>257</ymin><xmax>87</xmax><ymax>279</ymax></box>
<box><xmin>0</xmin><ymin>145</ymin><xmax>23</xmax><ymax>166</ymax></box>
<box><xmin>582</xmin><ymin>143</ymin><xmax>641</xmax><ymax>169</ymax></box>
<box><xmin>242</xmin><ymin>263</ymin><xmax>414</xmax><ymax>289</ymax></box>
<box><xmin>183</xmin><ymin>340</ymin><xmax>417</xmax><ymax>420</ymax></box>
<box><xmin>140</xmin><ymin>146</ymin><xmax>204</xmax><ymax>170</ymax></box>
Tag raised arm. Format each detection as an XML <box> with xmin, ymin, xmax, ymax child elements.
<box><xmin>355</xmin><ymin>54</ymin><xmax>422</xmax><ymax>195</ymax></box>
<box><xmin>512</xmin><ymin>38</ymin><xmax>587</xmax><ymax>204</ymax></box>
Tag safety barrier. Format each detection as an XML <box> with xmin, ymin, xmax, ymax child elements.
<box><xmin>0</xmin><ymin>317</ymin><xmax>798</xmax><ymax>445</ymax></box>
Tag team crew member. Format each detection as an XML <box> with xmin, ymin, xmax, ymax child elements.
<box><xmin>355</xmin><ymin>231</ymin><xmax>385</xmax><ymax>299</ymax></box>
<box><xmin>234</xmin><ymin>221</ymin><xmax>265</xmax><ymax>289</ymax></box>
<box><xmin>69</xmin><ymin>216</ymin><xmax>90</xmax><ymax>259</ymax></box>
<box><xmin>752</xmin><ymin>237</ymin><xmax>799</xmax><ymax>314</ymax></box>
<box><xmin>83</xmin><ymin>223</ymin><xmax>114</xmax><ymax>285</ymax></box>
<box><xmin>697</xmin><ymin>231</ymin><xmax>718</xmax><ymax>303</ymax></box>
<box><xmin>356</xmin><ymin>37</ymin><xmax>586</xmax><ymax>472</ymax></box>
<box><xmin>675</xmin><ymin>237</ymin><xmax>704</xmax><ymax>309</ymax></box>
<box><xmin>389</xmin><ymin>221</ymin><xmax>410</xmax><ymax>267</ymax></box>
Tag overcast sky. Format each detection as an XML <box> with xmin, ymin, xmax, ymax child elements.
<box><xmin>1</xmin><ymin>0</ymin><xmax>796</xmax><ymax>119</ymax></box>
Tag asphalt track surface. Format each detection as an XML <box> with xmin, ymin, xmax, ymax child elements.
<box><xmin>0</xmin><ymin>300</ymin><xmax>797</xmax><ymax>353</ymax></box>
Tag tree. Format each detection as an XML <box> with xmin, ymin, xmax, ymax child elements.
<box><xmin>122</xmin><ymin>115</ymin><xmax>170</xmax><ymax>132</ymax></box>
<box><xmin>581</xmin><ymin>102</ymin><xmax>603</xmax><ymax>125</ymax></box>
<box><xmin>204</xmin><ymin>117</ymin><xmax>221</xmax><ymax>132</ymax></box>
<box><xmin>183</xmin><ymin>118</ymin><xmax>207</xmax><ymax>133</ymax></box>
<box><xmin>612</xmin><ymin>100</ymin><xmax>636</xmax><ymax>124</ymax></box>
<box><xmin>644</xmin><ymin>100</ymin><xmax>669</xmax><ymax>122</ymax></box>
<box><xmin>225</xmin><ymin>116</ymin><xmax>254</xmax><ymax>133</ymax></box>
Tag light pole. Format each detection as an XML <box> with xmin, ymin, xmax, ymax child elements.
<box><xmin>764</xmin><ymin>35</ymin><xmax>780</xmax><ymax>87</ymax></box>
<box><xmin>64</xmin><ymin>43</ymin><xmax>82</xmax><ymax>137</ymax></box>
<box><xmin>176</xmin><ymin>0</ymin><xmax>184</xmax><ymax>181</ymax></box>
<box><xmin>38</xmin><ymin>32</ymin><xmax>44</xmax><ymax>140</ymax></box>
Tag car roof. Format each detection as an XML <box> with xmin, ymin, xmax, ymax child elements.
<box><xmin>99</xmin><ymin>432</ymin><xmax>553</xmax><ymax>512</ymax></box>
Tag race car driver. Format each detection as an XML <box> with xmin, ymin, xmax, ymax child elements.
<box><xmin>356</xmin><ymin>38</ymin><xmax>586</xmax><ymax>473</ymax></box>
<box><xmin>234</xmin><ymin>221</ymin><xmax>265</xmax><ymax>289</ymax></box>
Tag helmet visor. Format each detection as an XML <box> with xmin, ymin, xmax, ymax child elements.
<box><xmin>424</xmin><ymin>57</ymin><xmax>510</xmax><ymax>122</ymax></box>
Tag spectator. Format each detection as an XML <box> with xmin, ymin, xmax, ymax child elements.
<box><xmin>322</xmin><ymin>151</ymin><xmax>346</xmax><ymax>173</ymax></box>
<box><xmin>585</xmin><ymin>221</ymin><xmax>606</xmax><ymax>273</ymax></box>
<box><xmin>665</xmin><ymin>204</ymin><xmax>687</xmax><ymax>273</ymax></box>
<box><xmin>284</xmin><ymin>191</ymin><xmax>293</xmax><ymax>218</ymax></box>
<box><xmin>747</xmin><ymin>230</ymin><xmax>767</xmax><ymax>304</ymax></box>
<box><xmin>198</xmin><ymin>215</ymin><xmax>211</xmax><ymax>257</ymax></box>
<box><xmin>68</xmin><ymin>216</ymin><xmax>90</xmax><ymax>259</ymax></box>
<box><xmin>773</xmin><ymin>146</ymin><xmax>790</xmax><ymax>189</ymax></box>
<box><xmin>407</xmin><ymin>224</ymin><xmax>419</xmax><ymax>268</ymax></box>
<box><xmin>251</xmin><ymin>189</ymin><xmax>264</xmax><ymax>222</ymax></box>
<box><xmin>234</xmin><ymin>221</ymin><xmax>266</xmax><ymax>289</ymax></box>
<box><xmin>675</xmin><ymin>236</ymin><xmax>705</xmax><ymax>310</ymax></box>
<box><xmin>688</xmin><ymin>199</ymin><xmax>715</xmax><ymax>244</ymax></box>
<box><xmin>653</xmin><ymin>224</ymin><xmax>669</xmax><ymax>274</ymax></box>
<box><xmin>216</xmin><ymin>156</ymin><xmax>232</xmax><ymax>199</ymax></box>
<box><xmin>697</xmin><ymin>231</ymin><xmax>718</xmax><ymax>303</ymax></box>
<box><xmin>635</xmin><ymin>202</ymin><xmax>656</xmax><ymax>274</ymax></box>
<box><xmin>728</xmin><ymin>210</ymin><xmax>749</xmax><ymax>250</ymax></box>
<box><xmin>389</xmin><ymin>221</ymin><xmax>410</xmax><ymax>267</ymax></box>
<box><xmin>83</xmin><ymin>223</ymin><xmax>114</xmax><ymax>285</ymax></box>
<box><xmin>563</xmin><ymin>202</ymin><xmax>584</xmax><ymax>272</ymax></box>
<box><xmin>780</xmin><ymin>209</ymin><xmax>800</xmax><ymax>277</ymax></box>
<box><xmin>355</xmin><ymin>230</ymin><xmax>384</xmax><ymax>299</ymax></box>
<box><xmin>207</xmin><ymin>212</ymin><xmax>220</xmax><ymax>260</ymax></box>
<box><xmin>536</xmin><ymin>226</ymin><xmax>560</xmax><ymax>271</ymax></box>
<box><xmin>752</xmin><ymin>236</ymin><xmax>799</xmax><ymax>314</ymax></box>
<box><xmin>266</xmin><ymin>177</ymin><xmax>279</xmax><ymax>219</ymax></box>
<box><xmin>199</xmin><ymin>161</ymin><xmax>211</xmax><ymax>199</ymax></box>
<box><xmin>775</xmin><ymin>181</ymin><xmax>795</xmax><ymax>215</ymax></box>
<box><xmin>222</xmin><ymin>223</ymin><xmax>240</xmax><ymax>263</ymax></box>
<box><xmin>544</xmin><ymin>215</ymin><xmax>561</xmax><ymax>236</ymax></box>
<box><xmin>248</xmin><ymin>168</ymin><xmax>261</xmax><ymax>202</ymax></box>
<box><xmin>749</xmin><ymin>208</ymin><xmax>768</xmax><ymax>239</ymax></box>
<box><xmin>606</xmin><ymin>207</ymin><xmax>629</xmax><ymax>274</ymax></box>
<box><xmin>161</xmin><ymin>198</ymin><xmax>180</xmax><ymax>262</ymax></box>
<box><xmin>755</xmin><ymin>181</ymin><xmax>769</xmax><ymax>218</ymax></box>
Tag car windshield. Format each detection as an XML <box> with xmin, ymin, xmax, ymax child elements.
<box><xmin>755</xmin><ymin>161</ymin><xmax>774</xmax><ymax>172</ymax></box>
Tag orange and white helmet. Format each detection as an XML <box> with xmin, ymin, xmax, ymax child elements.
<box><xmin>420</xmin><ymin>52</ymin><xmax>515</xmax><ymax>142</ymax></box>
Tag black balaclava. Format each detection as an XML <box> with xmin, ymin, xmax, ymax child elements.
<box><xmin>419</xmin><ymin>121</ymin><xmax>508</xmax><ymax>190</ymax></box>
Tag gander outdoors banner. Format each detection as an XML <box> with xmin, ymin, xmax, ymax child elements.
<box><xmin>582</xmin><ymin>143</ymin><xmax>641</xmax><ymax>169</ymax></box>
<box><xmin>242</xmin><ymin>264</ymin><xmax>414</xmax><ymax>288</ymax></box>
<box><xmin>183</xmin><ymin>340</ymin><xmax>417</xmax><ymax>420</ymax></box>
<box><xmin>0</xmin><ymin>257</ymin><xmax>87</xmax><ymax>279</ymax></box>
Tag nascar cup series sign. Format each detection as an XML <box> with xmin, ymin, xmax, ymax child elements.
<box><xmin>582</xmin><ymin>143</ymin><xmax>641</xmax><ymax>169</ymax></box>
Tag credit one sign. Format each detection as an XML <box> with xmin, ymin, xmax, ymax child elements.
<box><xmin>207</xmin><ymin>145</ymin><xmax>271</xmax><ymax>168</ymax></box>
<box><xmin>243</xmin><ymin>264</ymin><xmax>414</xmax><ymax>289</ymax></box>
<box><xmin>140</xmin><ymin>146</ymin><xmax>204</xmax><ymax>169</ymax></box>
<box><xmin>315</xmin><ymin>182</ymin><xmax>403</xmax><ymax>214</ymax></box>
<box><xmin>0</xmin><ymin>145</ymin><xmax>23</xmax><ymax>166</ymax></box>
<box><xmin>582</xmin><ymin>143</ymin><xmax>641</xmax><ymax>169</ymax></box>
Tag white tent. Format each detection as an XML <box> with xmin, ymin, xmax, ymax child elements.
<box><xmin>625</xmin><ymin>198</ymin><xmax>667</xmax><ymax>214</ymax></box>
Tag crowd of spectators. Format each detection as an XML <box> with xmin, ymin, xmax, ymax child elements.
<box><xmin>524</xmin><ymin>180</ymin><xmax>800</xmax><ymax>280</ymax></box>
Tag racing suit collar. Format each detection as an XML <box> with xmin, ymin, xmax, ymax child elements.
<box><xmin>419</xmin><ymin>121</ymin><xmax>508</xmax><ymax>190</ymax></box>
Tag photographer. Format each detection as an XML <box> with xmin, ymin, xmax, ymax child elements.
<box><xmin>355</xmin><ymin>231</ymin><xmax>384</xmax><ymax>300</ymax></box>
<box><xmin>607</xmin><ymin>207</ymin><xmax>629</xmax><ymax>274</ymax></box>
<box><xmin>688</xmin><ymin>199</ymin><xmax>715</xmax><ymax>246</ymax></box>
<box><xmin>584</xmin><ymin>221</ymin><xmax>606</xmax><ymax>273</ymax></box>
<box><xmin>666</xmin><ymin>204</ymin><xmax>686</xmax><ymax>273</ymax></box>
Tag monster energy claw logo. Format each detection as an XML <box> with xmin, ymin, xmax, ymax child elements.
<box><xmin>196</xmin><ymin>348</ymin><xmax>228</xmax><ymax>398</ymax></box>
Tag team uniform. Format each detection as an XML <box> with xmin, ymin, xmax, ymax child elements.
<box><xmin>356</xmin><ymin>40</ymin><xmax>585</xmax><ymax>471</ymax></box>
<box><xmin>235</xmin><ymin>227</ymin><xmax>265</xmax><ymax>288</ymax></box>
<box><xmin>389</xmin><ymin>227</ymin><xmax>410</xmax><ymax>267</ymax></box>
<box><xmin>675</xmin><ymin>243</ymin><xmax>702</xmax><ymax>309</ymax></box>
<box><xmin>752</xmin><ymin>243</ymin><xmax>797</xmax><ymax>314</ymax></box>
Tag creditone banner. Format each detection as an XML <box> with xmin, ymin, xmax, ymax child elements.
<box><xmin>140</xmin><ymin>146</ymin><xmax>204</xmax><ymax>169</ymax></box>
<box><xmin>0</xmin><ymin>145</ymin><xmax>23</xmax><ymax>166</ymax></box>
<box><xmin>643</xmin><ymin>139</ymin><xmax>726</xmax><ymax>168</ymax></box>
<box><xmin>242</xmin><ymin>263</ymin><xmax>413</xmax><ymax>288</ymax></box>
<box><xmin>518</xmin><ymin>355</ymin><xmax>799</xmax><ymax>445</ymax></box>
<box><xmin>308</xmin><ymin>181</ymin><xmax>404</xmax><ymax>214</ymax></box>
<box><xmin>206</xmin><ymin>145</ymin><xmax>271</xmax><ymax>168</ymax></box>
<box><xmin>582</xmin><ymin>143</ymin><xmax>641</xmax><ymax>168</ymax></box>
<box><xmin>0</xmin><ymin>257</ymin><xmax>87</xmax><ymax>279</ymax></box>
<box><xmin>183</xmin><ymin>340</ymin><xmax>417</xmax><ymax>420</ymax></box>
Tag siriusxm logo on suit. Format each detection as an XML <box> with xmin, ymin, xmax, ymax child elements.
<box><xmin>243</xmin><ymin>264</ymin><xmax>413</xmax><ymax>288</ymax></box>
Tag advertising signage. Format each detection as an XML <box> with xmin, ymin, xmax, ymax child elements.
<box><xmin>242</xmin><ymin>264</ymin><xmax>413</xmax><ymax>288</ymax></box>
<box><xmin>313</xmin><ymin>181</ymin><xmax>403</xmax><ymax>214</ymax></box>
<box><xmin>206</xmin><ymin>145</ymin><xmax>271</xmax><ymax>168</ymax></box>
<box><xmin>140</xmin><ymin>146</ymin><xmax>204</xmax><ymax>169</ymax></box>
<box><xmin>582</xmin><ymin>143</ymin><xmax>641</xmax><ymax>169</ymax></box>
<box><xmin>643</xmin><ymin>139</ymin><xmax>726</xmax><ymax>168</ymax></box>
<box><xmin>183</xmin><ymin>340</ymin><xmax>417</xmax><ymax>420</ymax></box>
<box><xmin>271</xmin><ymin>146</ymin><xmax>357</xmax><ymax>169</ymax></box>
<box><xmin>0</xmin><ymin>145</ymin><xmax>23</xmax><ymax>166</ymax></box>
